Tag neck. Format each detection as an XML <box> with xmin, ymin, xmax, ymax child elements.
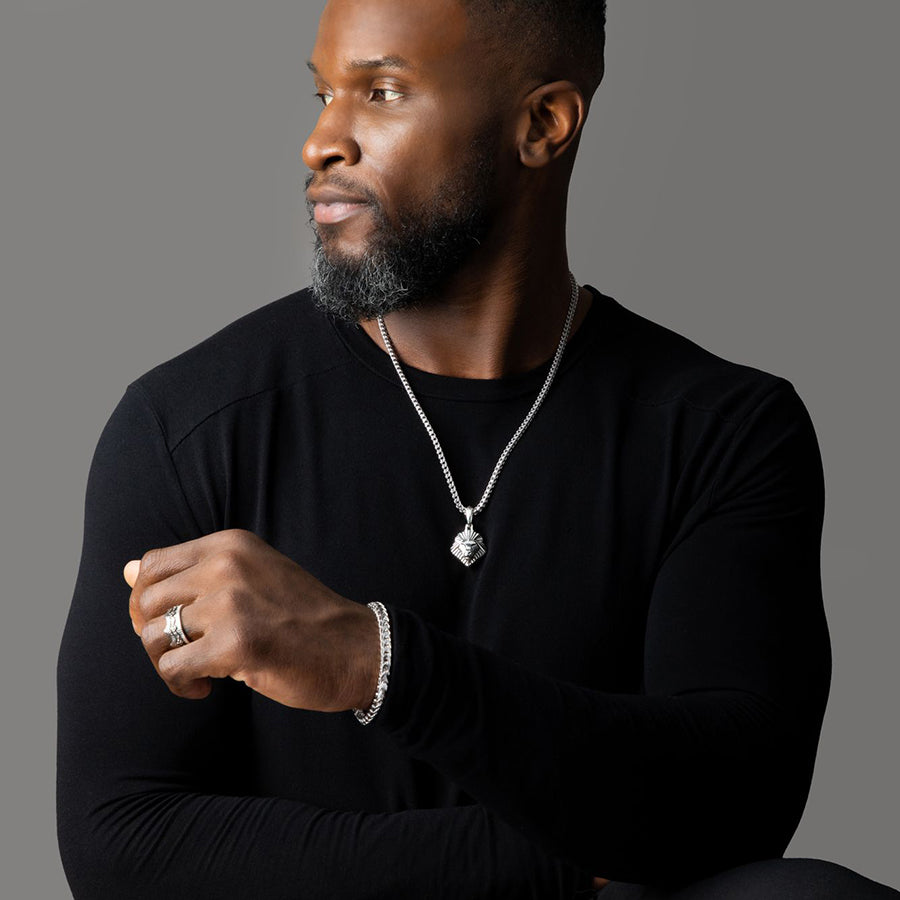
<box><xmin>357</xmin><ymin>221</ymin><xmax>592</xmax><ymax>380</ymax></box>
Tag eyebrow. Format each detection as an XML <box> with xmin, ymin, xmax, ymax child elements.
<box><xmin>306</xmin><ymin>55</ymin><xmax>416</xmax><ymax>76</ymax></box>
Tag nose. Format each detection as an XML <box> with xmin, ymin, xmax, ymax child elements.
<box><xmin>302</xmin><ymin>104</ymin><xmax>361</xmax><ymax>171</ymax></box>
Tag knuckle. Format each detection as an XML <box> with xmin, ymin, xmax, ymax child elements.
<box><xmin>222</xmin><ymin>528</ymin><xmax>252</xmax><ymax>551</ymax></box>
<box><xmin>137</xmin><ymin>582</ymin><xmax>160</xmax><ymax>619</ymax></box>
<box><xmin>158</xmin><ymin>650</ymin><xmax>182</xmax><ymax>680</ymax></box>
<box><xmin>211</xmin><ymin>550</ymin><xmax>243</xmax><ymax>582</ymax></box>
<box><xmin>140</xmin><ymin>620</ymin><xmax>157</xmax><ymax>647</ymax></box>
<box><xmin>140</xmin><ymin>546</ymin><xmax>164</xmax><ymax>578</ymax></box>
<box><xmin>226</xmin><ymin>527</ymin><xmax>255</xmax><ymax>545</ymax></box>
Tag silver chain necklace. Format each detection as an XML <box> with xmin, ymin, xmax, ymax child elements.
<box><xmin>376</xmin><ymin>271</ymin><xmax>580</xmax><ymax>567</ymax></box>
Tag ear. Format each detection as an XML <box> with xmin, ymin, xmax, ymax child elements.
<box><xmin>517</xmin><ymin>80</ymin><xmax>586</xmax><ymax>169</ymax></box>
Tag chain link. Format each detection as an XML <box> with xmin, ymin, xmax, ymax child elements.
<box><xmin>376</xmin><ymin>272</ymin><xmax>580</xmax><ymax>519</ymax></box>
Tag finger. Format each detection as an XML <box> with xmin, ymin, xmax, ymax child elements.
<box><xmin>127</xmin><ymin>529</ymin><xmax>255</xmax><ymax>627</ymax></box>
<box><xmin>133</xmin><ymin>564</ymin><xmax>207</xmax><ymax>626</ymax></box>
<box><xmin>123</xmin><ymin>559</ymin><xmax>141</xmax><ymax>588</ymax></box>
<box><xmin>157</xmin><ymin>641</ymin><xmax>213</xmax><ymax>700</ymax></box>
<box><xmin>133</xmin><ymin>536</ymin><xmax>209</xmax><ymax>588</ymax></box>
<box><xmin>125</xmin><ymin>562</ymin><xmax>143</xmax><ymax>634</ymax></box>
<box><xmin>157</xmin><ymin>634</ymin><xmax>236</xmax><ymax>699</ymax></box>
<box><xmin>140</xmin><ymin>600</ymin><xmax>207</xmax><ymax>663</ymax></box>
<box><xmin>133</xmin><ymin>528</ymin><xmax>257</xmax><ymax>588</ymax></box>
<box><xmin>129</xmin><ymin>604</ymin><xmax>142</xmax><ymax>637</ymax></box>
<box><xmin>127</xmin><ymin>541</ymin><xmax>204</xmax><ymax>632</ymax></box>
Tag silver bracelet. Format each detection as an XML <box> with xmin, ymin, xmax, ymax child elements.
<box><xmin>353</xmin><ymin>601</ymin><xmax>392</xmax><ymax>725</ymax></box>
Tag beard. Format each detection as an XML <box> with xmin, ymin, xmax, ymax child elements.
<box><xmin>306</xmin><ymin>131</ymin><xmax>498</xmax><ymax>323</ymax></box>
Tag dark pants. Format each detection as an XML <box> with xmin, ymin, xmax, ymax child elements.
<box><xmin>596</xmin><ymin>858</ymin><xmax>900</xmax><ymax>899</ymax></box>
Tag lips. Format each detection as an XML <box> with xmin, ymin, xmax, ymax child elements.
<box><xmin>313</xmin><ymin>201</ymin><xmax>369</xmax><ymax>224</ymax></box>
<box><xmin>307</xmin><ymin>186</ymin><xmax>371</xmax><ymax>225</ymax></box>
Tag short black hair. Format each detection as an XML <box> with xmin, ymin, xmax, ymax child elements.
<box><xmin>460</xmin><ymin>0</ymin><xmax>607</xmax><ymax>100</ymax></box>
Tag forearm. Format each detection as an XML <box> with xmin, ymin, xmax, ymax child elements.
<box><xmin>57</xmin><ymin>784</ymin><xmax>591</xmax><ymax>899</ymax></box>
<box><xmin>372</xmin><ymin>607</ymin><xmax>816</xmax><ymax>888</ymax></box>
<box><xmin>58</xmin><ymin>588</ymin><xmax>590</xmax><ymax>899</ymax></box>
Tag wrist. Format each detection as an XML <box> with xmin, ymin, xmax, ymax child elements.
<box><xmin>351</xmin><ymin>602</ymin><xmax>381</xmax><ymax>710</ymax></box>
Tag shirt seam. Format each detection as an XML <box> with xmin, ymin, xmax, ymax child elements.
<box><xmin>128</xmin><ymin>380</ymin><xmax>205</xmax><ymax>536</ymax></box>
<box><xmin>704</xmin><ymin>376</ymin><xmax>793</xmax><ymax>514</ymax></box>
<box><xmin>622</xmin><ymin>389</ymin><xmax>743</xmax><ymax>424</ymax></box>
<box><xmin>136</xmin><ymin>360</ymin><xmax>357</xmax><ymax>454</ymax></box>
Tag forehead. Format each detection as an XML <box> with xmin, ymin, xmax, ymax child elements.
<box><xmin>311</xmin><ymin>0</ymin><xmax>473</xmax><ymax>77</ymax></box>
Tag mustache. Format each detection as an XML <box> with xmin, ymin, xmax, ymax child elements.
<box><xmin>304</xmin><ymin>171</ymin><xmax>378</xmax><ymax>207</ymax></box>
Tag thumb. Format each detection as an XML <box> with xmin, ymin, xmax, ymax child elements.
<box><xmin>123</xmin><ymin>558</ymin><xmax>141</xmax><ymax>588</ymax></box>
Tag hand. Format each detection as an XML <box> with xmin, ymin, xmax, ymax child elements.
<box><xmin>124</xmin><ymin>528</ymin><xmax>381</xmax><ymax>712</ymax></box>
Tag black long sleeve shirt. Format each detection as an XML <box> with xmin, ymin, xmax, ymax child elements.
<box><xmin>57</xmin><ymin>285</ymin><xmax>831</xmax><ymax>898</ymax></box>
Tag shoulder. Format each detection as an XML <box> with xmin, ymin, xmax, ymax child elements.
<box><xmin>124</xmin><ymin>288</ymin><xmax>351</xmax><ymax>449</ymax></box>
<box><xmin>597</xmin><ymin>294</ymin><xmax>800</xmax><ymax>426</ymax></box>
<box><xmin>593</xmin><ymin>296</ymin><xmax>823</xmax><ymax>539</ymax></box>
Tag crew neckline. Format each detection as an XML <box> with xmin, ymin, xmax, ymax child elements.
<box><xmin>329</xmin><ymin>283</ymin><xmax>614</xmax><ymax>402</ymax></box>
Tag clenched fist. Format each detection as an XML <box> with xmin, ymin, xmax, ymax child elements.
<box><xmin>124</xmin><ymin>528</ymin><xmax>380</xmax><ymax>713</ymax></box>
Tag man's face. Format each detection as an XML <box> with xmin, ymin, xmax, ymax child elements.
<box><xmin>302</xmin><ymin>0</ymin><xmax>506</xmax><ymax>322</ymax></box>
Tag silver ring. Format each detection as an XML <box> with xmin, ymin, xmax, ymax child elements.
<box><xmin>164</xmin><ymin>604</ymin><xmax>190</xmax><ymax>648</ymax></box>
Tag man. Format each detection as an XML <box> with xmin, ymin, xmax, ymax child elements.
<box><xmin>56</xmin><ymin>1</ymin><xmax>899</xmax><ymax>897</ymax></box>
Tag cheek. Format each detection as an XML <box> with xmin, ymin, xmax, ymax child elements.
<box><xmin>363</xmin><ymin>92</ymin><xmax>487</xmax><ymax>206</ymax></box>
<box><xmin>371</xmin><ymin>133</ymin><xmax>478</xmax><ymax>215</ymax></box>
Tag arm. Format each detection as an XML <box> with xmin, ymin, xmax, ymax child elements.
<box><xmin>56</xmin><ymin>384</ymin><xmax>592</xmax><ymax>899</ymax></box>
<box><xmin>370</xmin><ymin>379</ymin><xmax>832</xmax><ymax>889</ymax></box>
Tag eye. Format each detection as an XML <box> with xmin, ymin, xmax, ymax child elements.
<box><xmin>312</xmin><ymin>88</ymin><xmax>403</xmax><ymax>108</ymax></box>
<box><xmin>371</xmin><ymin>88</ymin><xmax>403</xmax><ymax>102</ymax></box>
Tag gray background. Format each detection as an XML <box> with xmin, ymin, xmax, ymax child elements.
<box><xmin>1</xmin><ymin>1</ymin><xmax>897</xmax><ymax>895</ymax></box>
